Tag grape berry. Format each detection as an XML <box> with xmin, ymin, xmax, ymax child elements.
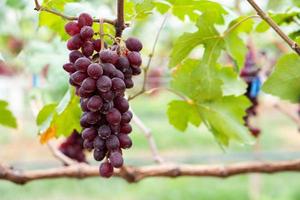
<box><xmin>63</xmin><ymin>13</ymin><xmax>142</xmax><ymax>178</ymax></box>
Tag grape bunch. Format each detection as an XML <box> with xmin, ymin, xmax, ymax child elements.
<box><xmin>63</xmin><ymin>13</ymin><xmax>142</xmax><ymax>177</ymax></box>
<box><xmin>59</xmin><ymin>130</ymin><xmax>86</xmax><ymax>163</ymax></box>
<box><xmin>240</xmin><ymin>49</ymin><xmax>261</xmax><ymax>137</ymax></box>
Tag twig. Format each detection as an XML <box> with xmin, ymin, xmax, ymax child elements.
<box><xmin>33</xmin><ymin>0</ymin><xmax>115</xmax><ymax>25</ymax></box>
<box><xmin>128</xmin><ymin>14</ymin><xmax>169</xmax><ymax>101</ymax></box>
<box><xmin>2</xmin><ymin>159</ymin><xmax>300</xmax><ymax>184</ymax></box>
<box><xmin>47</xmin><ymin>141</ymin><xmax>77</xmax><ymax>166</ymax></box>
<box><xmin>274</xmin><ymin>104</ymin><xmax>300</xmax><ymax>127</ymax></box>
<box><xmin>131</xmin><ymin>111</ymin><xmax>164</xmax><ymax>164</ymax></box>
<box><xmin>246</xmin><ymin>0</ymin><xmax>300</xmax><ymax>55</ymax></box>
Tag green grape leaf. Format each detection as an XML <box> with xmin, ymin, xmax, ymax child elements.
<box><xmin>217</xmin><ymin>66</ymin><xmax>247</xmax><ymax>96</ymax></box>
<box><xmin>6</xmin><ymin>0</ymin><xmax>26</xmax><ymax>9</ymax></box>
<box><xmin>167</xmin><ymin>100</ymin><xmax>202</xmax><ymax>131</ymax></box>
<box><xmin>171</xmin><ymin>59</ymin><xmax>223</xmax><ymax>103</ymax></box>
<box><xmin>224</xmin><ymin>16</ymin><xmax>254</xmax><ymax>69</ymax></box>
<box><xmin>38</xmin><ymin>0</ymin><xmax>79</xmax><ymax>40</ymax></box>
<box><xmin>198</xmin><ymin>96</ymin><xmax>252</xmax><ymax>146</ymax></box>
<box><xmin>153</xmin><ymin>1</ymin><xmax>171</xmax><ymax>14</ymax></box>
<box><xmin>0</xmin><ymin>100</ymin><xmax>17</xmax><ymax>128</ymax></box>
<box><xmin>262</xmin><ymin>53</ymin><xmax>300</xmax><ymax>103</ymax></box>
<box><xmin>37</xmin><ymin>88</ymin><xmax>82</xmax><ymax>143</ymax></box>
<box><xmin>135</xmin><ymin>0</ymin><xmax>155</xmax><ymax>19</ymax></box>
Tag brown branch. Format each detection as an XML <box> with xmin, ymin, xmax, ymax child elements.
<box><xmin>246</xmin><ymin>0</ymin><xmax>300</xmax><ymax>55</ymax></box>
<box><xmin>115</xmin><ymin>0</ymin><xmax>125</xmax><ymax>37</ymax></box>
<box><xmin>33</xmin><ymin>0</ymin><xmax>115</xmax><ymax>25</ymax></box>
<box><xmin>128</xmin><ymin>14</ymin><xmax>169</xmax><ymax>101</ymax></box>
<box><xmin>131</xmin><ymin>111</ymin><xmax>164</xmax><ymax>164</ymax></box>
<box><xmin>2</xmin><ymin>160</ymin><xmax>300</xmax><ymax>184</ymax></box>
<box><xmin>47</xmin><ymin>141</ymin><xmax>77</xmax><ymax>166</ymax></box>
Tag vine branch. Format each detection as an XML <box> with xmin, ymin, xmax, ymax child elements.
<box><xmin>47</xmin><ymin>141</ymin><xmax>77</xmax><ymax>166</ymax></box>
<box><xmin>2</xmin><ymin>159</ymin><xmax>300</xmax><ymax>184</ymax></box>
<box><xmin>246</xmin><ymin>0</ymin><xmax>300</xmax><ymax>55</ymax></box>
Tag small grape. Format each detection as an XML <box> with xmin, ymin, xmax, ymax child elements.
<box><xmin>116</xmin><ymin>56</ymin><xmax>130</xmax><ymax>69</ymax></box>
<box><xmin>67</xmin><ymin>39</ymin><xmax>77</xmax><ymax>50</ymax></box>
<box><xmin>93</xmin><ymin>149</ymin><xmax>106</xmax><ymax>161</ymax></box>
<box><xmin>110</xmin><ymin>124</ymin><xmax>120</xmax><ymax>134</ymax></box>
<box><xmin>93</xmin><ymin>39</ymin><xmax>101</xmax><ymax>52</ymax></box>
<box><xmin>83</xmin><ymin>139</ymin><xmax>94</xmax><ymax>150</ymax></box>
<box><xmin>80</xmin><ymin>114</ymin><xmax>90</xmax><ymax>128</ymax></box>
<box><xmin>106</xmin><ymin>135</ymin><xmax>120</xmax><ymax>150</ymax></box>
<box><xmin>85</xmin><ymin>111</ymin><xmax>100</xmax><ymax>124</ymax></box>
<box><xmin>114</xmin><ymin>96</ymin><xmax>129</xmax><ymax>113</ymax></box>
<box><xmin>93</xmin><ymin>136</ymin><xmax>106</xmax><ymax>149</ymax></box>
<box><xmin>87</xmin><ymin>63</ymin><xmax>103</xmax><ymax>79</ymax></box>
<box><xmin>99</xmin><ymin>161</ymin><xmax>114</xmax><ymax>178</ymax></box>
<box><xmin>109</xmin><ymin>151</ymin><xmax>123</xmax><ymax>168</ymax></box>
<box><xmin>80</xmin><ymin>98</ymin><xmax>89</xmax><ymax>112</ymax></box>
<box><xmin>127</xmin><ymin>51</ymin><xmax>142</xmax><ymax>66</ymax></box>
<box><xmin>78</xmin><ymin>13</ymin><xmax>93</xmax><ymax>27</ymax></box>
<box><xmin>113</xmin><ymin>70</ymin><xmax>125</xmax><ymax>80</ymax></box>
<box><xmin>125</xmin><ymin>37</ymin><xmax>143</xmax><ymax>52</ymax></box>
<box><xmin>96</xmin><ymin>76</ymin><xmax>112</xmax><ymax>92</ymax></box>
<box><xmin>106</xmin><ymin>108</ymin><xmax>121</xmax><ymax>125</ymax></box>
<box><xmin>124</xmin><ymin>78</ymin><xmax>134</xmax><ymax>88</ymax></box>
<box><xmin>120</xmin><ymin>123</ymin><xmax>132</xmax><ymax>134</ymax></box>
<box><xmin>65</xmin><ymin>22</ymin><xmax>80</xmax><ymax>36</ymax></box>
<box><xmin>63</xmin><ymin>63</ymin><xmax>76</xmax><ymax>73</ymax></box>
<box><xmin>100</xmin><ymin>91</ymin><xmax>114</xmax><ymax>102</ymax></box>
<box><xmin>98</xmin><ymin>125</ymin><xmax>111</xmax><ymax>139</ymax></box>
<box><xmin>81</xmin><ymin>77</ymin><xmax>97</xmax><ymax>92</ymax></box>
<box><xmin>87</xmin><ymin>95</ymin><xmax>103</xmax><ymax>112</ymax></box>
<box><xmin>70</xmin><ymin>71</ymin><xmax>88</xmax><ymax>85</ymax></box>
<box><xmin>121</xmin><ymin>111</ymin><xmax>133</xmax><ymax>123</ymax></box>
<box><xmin>101</xmin><ymin>101</ymin><xmax>114</xmax><ymax>114</ymax></box>
<box><xmin>82</xmin><ymin>127</ymin><xmax>98</xmax><ymax>140</ymax></box>
<box><xmin>118</xmin><ymin>134</ymin><xmax>132</xmax><ymax>149</ymax></box>
<box><xmin>69</xmin><ymin>50</ymin><xmax>83</xmax><ymax>63</ymax></box>
<box><xmin>99</xmin><ymin>50</ymin><xmax>119</xmax><ymax>65</ymax></box>
<box><xmin>132</xmin><ymin>67</ymin><xmax>142</xmax><ymax>75</ymax></box>
<box><xmin>69</xmin><ymin>78</ymin><xmax>78</xmax><ymax>87</ymax></box>
<box><xmin>74</xmin><ymin>57</ymin><xmax>91</xmax><ymax>72</ymax></box>
<box><xmin>111</xmin><ymin>78</ymin><xmax>125</xmax><ymax>94</ymax></box>
<box><xmin>82</xmin><ymin>41</ymin><xmax>95</xmax><ymax>57</ymax></box>
<box><xmin>70</xmin><ymin>34</ymin><xmax>84</xmax><ymax>49</ymax></box>
<box><xmin>102</xmin><ymin>63</ymin><xmax>117</xmax><ymax>77</ymax></box>
<box><xmin>78</xmin><ymin>87</ymin><xmax>93</xmax><ymax>98</ymax></box>
<box><xmin>80</xmin><ymin>26</ymin><xmax>94</xmax><ymax>40</ymax></box>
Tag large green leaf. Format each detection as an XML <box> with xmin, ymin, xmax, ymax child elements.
<box><xmin>262</xmin><ymin>53</ymin><xmax>300</xmax><ymax>103</ymax></box>
<box><xmin>0</xmin><ymin>100</ymin><xmax>17</xmax><ymax>128</ymax></box>
<box><xmin>37</xmin><ymin>88</ymin><xmax>82</xmax><ymax>142</ymax></box>
<box><xmin>198</xmin><ymin>96</ymin><xmax>252</xmax><ymax>145</ymax></box>
<box><xmin>167</xmin><ymin>100</ymin><xmax>201</xmax><ymax>131</ymax></box>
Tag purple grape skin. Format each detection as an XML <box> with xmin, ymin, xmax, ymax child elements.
<box><xmin>70</xmin><ymin>34</ymin><xmax>84</xmax><ymax>49</ymax></box>
<box><xmin>87</xmin><ymin>63</ymin><xmax>103</xmax><ymax>79</ymax></box>
<box><xmin>93</xmin><ymin>149</ymin><xmax>106</xmax><ymax>161</ymax></box>
<box><xmin>80</xmin><ymin>98</ymin><xmax>89</xmax><ymax>112</ymax></box>
<box><xmin>127</xmin><ymin>51</ymin><xmax>142</xmax><ymax>66</ymax></box>
<box><xmin>125</xmin><ymin>37</ymin><xmax>143</xmax><ymax>52</ymax></box>
<box><xmin>69</xmin><ymin>78</ymin><xmax>79</xmax><ymax>87</ymax></box>
<box><xmin>98</xmin><ymin>125</ymin><xmax>111</xmax><ymax>139</ymax></box>
<box><xmin>63</xmin><ymin>63</ymin><xmax>76</xmax><ymax>73</ymax></box>
<box><xmin>101</xmin><ymin>102</ymin><xmax>114</xmax><ymax>114</ymax></box>
<box><xmin>69</xmin><ymin>50</ymin><xmax>83</xmax><ymax>63</ymax></box>
<box><xmin>80</xmin><ymin>114</ymin><xmax>90</xmax><ymax>128</ymax></box>
<box><xmin>118</xmin><ymin>134</ymin><xmax>132</xmax><ymax>149</ymax></box>
<box><xmin>81</xmin><ymin>77</ymin><xmax>97</xmax><ymax>92</ymax></box>
<box><xmin>114</xmin><ymin>70</ymin><xmax>125</xmax><ymax>80</ymax></box>
<box><xmin>70</xmin><ymin>71</ymin><xmax>88</xmax><ymax>85</ymax></box>
<box><xmin>99</xmin><ymin>50</ymin><xmax>119</xmax><ymax>65</ymax></box>
<box><xmin>100</xmin><ymin>91</ymin><xmax>114</xmax><ymax>102</ymax></box>
<box><xmin>99</xmin><ymin>161</ymin><xmax>114</xmax><ymax>178</ymax></box>
<box><xmin>78</xmin><ymin>13</ymin><xmax>93</xmax><ymax>27</ymax></box>
<box><xmin>74</xmin><ymin>57</ymin><xmax>92</xmax><ymax>72</ymax></box>
<box><xmin>116</xmin><ymin>56</ymin><xmax>130</xmax><ymax>69</ymax></box>
<box><xmin>85</xmin><ymin>111</ymin><xmax>100</xmax><ymax>124</ymax></box>
<box><xmin>82</xmin><ymin>127</ymin><xmax>98</xmax><ymax>140</ymax></box>
<box><xmin>114</xmin><ymin>96</ymin><xmax>129</xmax><ymax>113</ymax></box>
<box><xmin>109</xmin><ymin>151</ymin><xmax>123</xmax><ymax>168</ymax></box>
<box><xmin>93</xmin><ymin>136</ymin><xmax>106</xmax><ymax>149</ymax></box>
<box><xmin>106</xmin><ymin>135</ymin><xmax>120</xmax><ymax>150</ymax></box>
<box><xmin>111</xmin><ymin>78</ymin><xmax>125</xmax><ymax>92</ymax></box>
<box><xmin>65</xmin><ymin>22</ymin><xmax>80</xmax><ymax>36</ymax></box>
<box><xmin>78</xmin><ymin>87</ymin><xmax>93</xmax><ymax>98</ymax></box>
<box><xmin>124</xmin><ymin>78</ymin><xmax>134</xmax><ymax>88</ymax></box>
<box><xmin>80</xmin><ymin>26</ymin><xmax>94</xmax><ymax>39</ymax></box>
<box><xmin>96</xmin><ymin>76</ymin><xmax>112</xmax><ymax>92</ymax></box>
<box><xmin>83</xmin><ymin>139</ymin><xmax>94</xmax><ymax>150</ymax></box>
<box><xmin>93</xmin><ymin>39</ymin><xmax>101</xmax><ymax>52</ymax></box>
<box><xmin>106</xmin><ymin>108</ymin><xmax>121</xmax><ymax>125</ymax></box>
<box><xmin>87</xmin><ymin>95</ymin><xmax>103</xmax><ymax>112</ymax></box>
<box><xmin>67</xmin><ymin>39</ymin><xmax>77</xmax><ymax>50</ymax></box>
<box><xmin>120</xmin><ymin>123</ymin><xmax>132</xmax><ymax>134</ymax></box>
<box><xmin>121</xmin><ymin>111</ymin><xmax>133</xmax><ymax>123</ymax></box>
<box><xmin>132</xmin><ymin>67</ymin><xmax>142</xmax><ymax>75</ymax></box>
<box><xmin>102</xmin><ymin>63</ymin><xmax>117</xmax><ymax>77</ymax></box>
<box><xmin>82</xmin><ymin>41</ymin><xmax>95</xmax><ymax>57</ymax></box>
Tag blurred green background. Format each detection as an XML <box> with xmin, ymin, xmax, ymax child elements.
<box><xmin>0</xmin><ymin>0</ymin><xmax>300</xmax><ymax>200</ymax></box>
